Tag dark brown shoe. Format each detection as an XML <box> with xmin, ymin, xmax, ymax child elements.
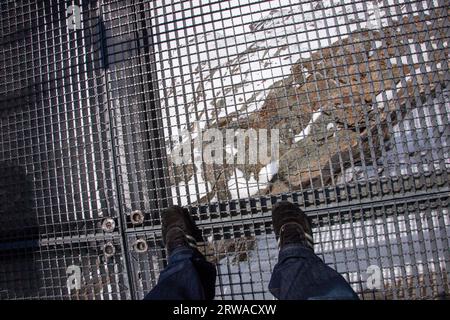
<box><xmin>272</xmin><ymin>201</ymin><xmax>314</xmax><ymax>251</ymax></box>
<box><xmin>162</xmin><ymin>206</ymin><xmax>203</xmax><ymax>254</ymax></box>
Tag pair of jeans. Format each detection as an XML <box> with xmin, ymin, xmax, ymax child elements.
<box><xmin>144</xmin><ymin>244</ymin><xmax>358</xmax><ymax>300</ymax></box>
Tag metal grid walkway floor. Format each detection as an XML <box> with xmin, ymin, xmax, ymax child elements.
<box><xmin>0</xmin><ymin>0</ymin><xmax>449</xmax><ymax>299</ymax></box>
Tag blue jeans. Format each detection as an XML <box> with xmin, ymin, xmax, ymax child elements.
<box><xmin>144</xmin><ymin>244</ymin><xmax>358</xmax><ymax>300</ymax></box>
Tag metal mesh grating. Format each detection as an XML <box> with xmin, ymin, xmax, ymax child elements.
<box><xmin>146</xmin><ymin>0</ymin><xmax>449</xmax><ymax>209</ymax></box>
<box><xmin>127</xmin><ymin>194</ymin><xmax>449</xmax><ymax>300</ymax></box>
<box><xmin>0</xmin><ymin>237</ymin><xmax>130</xmax><ymax>300</ymax></box>
<box><xmin>0</xmin><ymin>0</ymin><xmax>119</xmax><ymax>241</ymax></box>
<box><xmin>0</xmin><ymin>0</ymin><xmax>449</xmax><ymax>299</ymax></box>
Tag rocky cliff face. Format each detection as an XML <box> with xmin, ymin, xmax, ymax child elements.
<box><xmin>160</xmin><ymin>1</ymin><xmax>449</xmax><ymax>205</ymax></box>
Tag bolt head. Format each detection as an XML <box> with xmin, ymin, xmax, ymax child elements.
<box><xmin>133</xmin><ymin>239</ymin><xmax>148</xmax><ymax>253</ymax></box>
<box><xmin>103</xmin><ymin>242</ymin><xmax>116</xmax><ymax>257</ymax></box>
<box><xmin>130</xmin><ymin>210</ymin><xmax>145</xmax><ymax>225</ymax></box>
<box><xmin>101</xmin><ymin>218</ymin><xmax>116</xmax><ymax>232</ymax></box>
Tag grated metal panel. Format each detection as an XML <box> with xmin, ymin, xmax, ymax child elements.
<box><xmin>0</xmin><ymin>0</ymin><xmax>119</xmax><ymax>241</ymax></box>
<box><xmin>128</xmin><ymin>194</ymin><xmax>449</xmax><ymax>300</ymax></box>
<box><xmin>147</xmin><ymin>0</ymin><xmax>449</xmax><ymax>209</ymax></box>
<box><xmin>0</xmin><ymin>0</ymin><xmax>449</xmax><ymax>299</ymax></box>
<box><xmin>0</xmin><ymin>236</ymin><xmax>130</xmax><ymax>300</ymax></box>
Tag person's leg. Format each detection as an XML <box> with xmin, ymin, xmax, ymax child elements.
<box><xmin>269</xmin><ymin>201</ymin><xmax>358</xmax><ymax>300</ymax></box>
<box><xmin>269</xmin><ymin>244</ymin><xmax>358</xmax><ymax>299</ymax></box>
<box><xmin>144</xmin><ymin>246</ymin><xmax>216</xmax><ymax>300</ymax></box>
<box><xmin>144</xmin><ymin>206</ymin><xmax>216</xmax><ymax>300</ymax></box>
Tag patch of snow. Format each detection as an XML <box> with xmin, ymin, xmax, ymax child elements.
<box><xmin>171</xmin><ymin>164</ymin><xmax>211</xmax><ymax>206</ymax></box>
<box><xmin>227</xmin><ymin>168</ymin><xmax>258</xmax><ymax>199</ymax></box>
<box><xmin>374</xmin><ymin>89</ymin><xmax>395</xmax><ymax>108</ymax></box>
<box><xmin>294</xmin><ymin>109</ymin><xmax>322</xmax><ymax>142</ymax></box>
<box><xmin>157</xmin><ymin>0</ymin><xmax>446</xmax><ymax>203</ymax></box>
<box><xmin>389</xmin><ymin>43</ymin><xmax>430</xmax><ymax>65</ymax></box>
<box><xmin>337</xmin><ymin>166</ymin><xmax>379</xmax><ymax>184</ymax></box>
<box><xmin>155</xmin><ymin>0</ymin><xmax>389</xmax><ymax>151</ymax></box>
<box><xmin>226</xmin><ymin>160</ymin><xmax>278</xmax><ymax>199</ymax></box>
<box><xmin>258</xmin><ymin>160</ymin><xmax>279</xmax><ymax>184</ymax></box>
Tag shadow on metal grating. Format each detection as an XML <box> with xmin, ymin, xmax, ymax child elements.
<box><xmin>0</xmin><ymin>0</ymin><xmax>449</xmax><ymax>299</ymax></box>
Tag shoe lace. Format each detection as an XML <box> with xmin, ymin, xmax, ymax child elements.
<box><xmin>278</xmin><ymin>222</ymin><xmax>314</xmax><ymax>250</ymax></box>
<box><xmin>166</xmin><ymin>226</ymin><xmax>198</xmax><ymax>251</ymax></box>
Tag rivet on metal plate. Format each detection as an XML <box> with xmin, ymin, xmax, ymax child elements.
<box><xmin>130</xmin><ymin>210</ymin><xmax>145</xmax><ymax>225</ymax></box>
<box><xmin>103</xmin><ymin>242</ymin><xmax>116</xmax><ymax>258</ymax></box>
<box><xmin>133</xmin><ymin>238</ymin><xmax>148</xmax><ymax>253</ymax></box>
<box><xmin>101</xmin><ymin>218</ymin><xmax>115</xmax><ymax>232</ymax></box>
